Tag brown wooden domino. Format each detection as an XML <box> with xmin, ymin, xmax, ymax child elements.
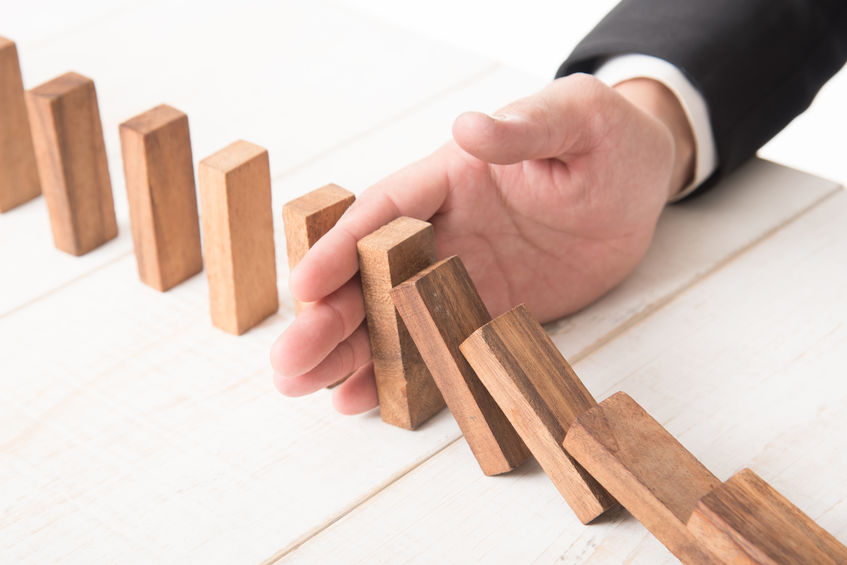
<box><xmin>0</xmin><ymin>37</ymin><xmax>40</xmax><ymax>212</ymax></box>
<box><xmin>357</xmin><ymin>217</ymin><xmax>444</xmax><ymax>429</ymax></box>
<box><xmin>390</xmin><ymin>256</ymin><xmax>530</xmax><ymax>475</ymax></box>
<box><xmin>198</xmin><ymin>140</ymin><xmax>278</xmax><ymax>335</ymax></box>
<box><xmin>460</xmin><ymin>304</ymin><xmax>616</xmax><ymax>523</ymax></box>
<box><xmin>26</xmin><ymin>72</ymin><xmax>117</xmax><ymax>255</ymax></box>
<box><xmin>119</xmin><ymin>104</ymin><xmax>202</xmax><ymax>291</ymax></box>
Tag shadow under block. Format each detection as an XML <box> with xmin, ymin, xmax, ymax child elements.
<box><xmin>198</xmin><ymin>140</ymin><xmax>278</xmax><ymax>335</ymax></box>
<box><xmin>563</xmin><ymin>392</ymin><xmax>722</xmax><ymax>563</ymax></box>
<box><xmin>357</xmin><ymin>217</ymin><xmax>444</xmax><ymax>429</ymax></box>
<box><xmin>283</xmin><ymin>184</ymin><xmax>355</xmax><ymax>313</ymax></box>
<box><xmin>120</xmin><ymin>105</ymin><xmax>202</xmax><ymax>291</ymax></box>
<box><xmin>25</xmin><ymin>72</ymin><xmax>117</xmax><ymax>255</ymax></box>
<box><xmin>390</xmin><ymin>256</ymin><xmax>530</xmax><ymax>474</ymax></box>
<box><xmin>460</xmin><ymin>304</ymin><xmax>616</xmax><ymax>524</ymax></box>
<box><xmin>688</xmin><ymin>468</ymin><xmax>847</xmax><ymax>564</ymax></box>
<box><xmin>0</xmin><ymin>37</ymin><xmax>40</xmax><ymax>212</ymax></box>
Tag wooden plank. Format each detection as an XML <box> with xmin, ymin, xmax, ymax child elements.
<box><xmin>282</xmin><ymin>184</ymin><xmax>355</xmax><ymax>312</ymax></box>
<box><xmin>119</xmin><ymin>104</ymin><xmax>202</xmax><ymax>291</ymax></box>
<box><xmin>390</xmin><ymin>256</ymin><xmax>529</xmax><ymax>474</ymax></box>
<box><xmin>0</xmin><ymin>36</ymin><xmax>40</xmax><ymax>212</ymax></box>
<box><xmin>461</xmin><ymin>304</ymin><xmax>615</xmax><ymax>523</ymax></box>
<box><xmin>198</xmin><ymin>140</ymin><xmax>278</xmax><ymax>335</ymax></box>
<box><xmin>25</xmin><ymin>72</ymin><xmax>117</xmax><ymax>255</ymax></box>
<box><xmin>563</xmin><ymin>391</ymin><xmax>722</xmax><ymax>563</ymax></box>
<box><xmin>688</xmin><ymin>468</ymin><xmax>847</xmax><ymax>564</ymax></box>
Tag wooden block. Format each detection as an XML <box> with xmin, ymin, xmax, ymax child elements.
<box><xmin>563</xmin><ymin>392</ymin><xmax>722</xmax><ymax>563</ymax></box>
<box><xmin>460</xmin><ymin>304</ymin><xmax>616</xmax><ymax>523</ymax></box>
<box><xmin>357</xmin><ymin>217</ymin><xmax>444</xmax><ymax>429</ymax></box>
<box><xmin>25</xmin><ymin>72</ymin><xmax>117</xmax><ymax>255</ymax></box>
<box><xmin>282</xmin><ymin>183</ymin><xmax>355</xmax><ymax>312</ymax></box>
<box><xmin>198</xmin><ymin>140</ymin><xmax>278</xmax><ymax>335</ymax></box>
<box><xmin>390</xmin><ymin>256</ymin><xmax>530</xmax><ymax>474</ymax></box>
<box><xmin>119</xmin><ymin>104</ymin><xmax>202</xmax><ymax>291</ymax></box>
<box><xmin>0</xmin><ymin>37</ymin><xmax>40</xmax><ymax>212</ymax></box>
<box><xmin>688</xmin><ymin>468</ymin><xmax>847</xmax><ymax>564</ymax></box>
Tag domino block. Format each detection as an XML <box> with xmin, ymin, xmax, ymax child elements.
<box><xmin>119</xmin><ymin>104</ymin><xmax>202</xmax><ymax>291</ymax></box>
<box><xmin>198</xmin><ymin>140</ymin><xmax>278</xmax><ymax>335</ymax></box>
<box><xmin>0</xmin><ymin>37</ymin><xmax>40</xmax><ymax>212</ymax></box>
<box><xmin>688</xmin><ymin>468</ymin><xmax>847</xmax><ymax>564</ymax></box>
<box><xmin>358</xmin><ymin>217</ymin><xmax>444</xmax><ymax>429</ymax></box>
<box><xmin>26</xmin><ymin>72</ymin><xmax>117</xmax><ymax>255</ymax></box>
<box><xmin>283</xmin><ymin>184</ymin><xmax>355</xmax><ymax>312</ymax></box>
<box><xmin>461</xmin><ymin>304</ymin><xmax>616</xmax><ymax>523</ymax></box>
<box><xmin>390</xmin><ymin>256</ymin><xmax>530</xmax><ymax>475</ymax></box>
<box><xmin>563</xmin><ymin>392</ymin><xmax>722</xmax><ymax>563</ymax></box>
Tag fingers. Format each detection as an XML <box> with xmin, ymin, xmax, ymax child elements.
<box><xmin>332</xmin><ymin>361</ymin><xmax>378</xmax><ymax>415</ymax></box>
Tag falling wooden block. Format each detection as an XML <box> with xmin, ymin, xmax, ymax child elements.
<box><xmin>357</xmin><ymin>217</ymin><xmax>444</xmax><ymax>429</ymax></box>
<box><xmin>461</xmin><ymin>304</ymin><xmax>616</xmax><ymax>523</ymax></box>
<box><xmin>0</xmin><ymin>37</ymin><xmax>40</xmax><ymax>212</ymax></box>
<box><xmin>25</xmin><ymin>72</ymin><xmax>117</xmax><ymax>255</ymax></box>
<box><xmin>119</xmin><ymin>104</ymin><xmax>202</xmax><ymax>291</ymax></box>
<box><xmin>282</xmin><ymin>183</ymin><xmax>355</xmax><ymax>312</ymax></box>
<box><xmin>688</xmin><ymin>468</ymin><xmax>847</xmax><ymax>564</ymax></box>
<box><xmin>390</xmin><ymin>256</ymin><xmax>530</xmax><ymax>474</ymax></box>
<box><xmin>563</xmin><ymin>392</ymin><xmax>722</xmax><ymax>563</ymax></box>
<box><xmin>198</xmin><ymin>140</ymin><xmax>278</xmax><ymax>335</ymax></box>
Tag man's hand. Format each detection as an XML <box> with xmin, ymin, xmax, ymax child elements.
<box><xmin>270</xmin><ymin>74</ymin><xmax>695</xmax><ymax>414</ymax></box>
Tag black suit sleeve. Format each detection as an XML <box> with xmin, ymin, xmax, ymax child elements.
<box><xmin>557</xmin><ymin>0</ymin><xmax>847</xmax><ymax>179</ymax></box>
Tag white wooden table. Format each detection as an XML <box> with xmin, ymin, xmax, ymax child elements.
<box><xmin>2</xmin><ymin>2</ymin><xmax>846</xmax><ymax>563</ymax></box>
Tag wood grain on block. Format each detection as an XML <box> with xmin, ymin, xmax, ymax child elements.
<box><xmin>390</xmin><ymin>256</ymin><xmax>529</xmax><ymax>474</ymax></box>
<box><xmin>120</xmin><ymin>104</ymin><xmax>202</xmax><ymax>291</ymax></box>
<box><xmin>688</xmin><ymin>468</ymin><xmax>847</xmax><ymax>564</ymax></box>
<box><xmin>0</xmin><ymin>37</ymin><xmax>40</xmax><ymax>212</ymax></box>
<box><xmin>198</xmin><ymin>140</ymin><xmax>278</xmax><ymax>335</ymax></box>
<box><xmin>461</xmin><ymin>304</ymin><xmax>615</xmax><ymax>523</ymax></box>
<box><xmin>357</xmin><ymin>217</ymin><xmax>443</xmax><ymax>429</ymax></box>
<box><xmin>563</xmin><ymin>392</ymin><xmax>722</xmax><ymax>563</ymax></box>
<box><xmin>25</xmin><ymin>72</ymin><xmax>117</xmax><ymax>255</ymax></box>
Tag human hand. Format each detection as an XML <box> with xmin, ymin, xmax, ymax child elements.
<box><xmin>270</xmin><ymin>73</ymin><xmax>695</xmax><ymax>414</ymax></box>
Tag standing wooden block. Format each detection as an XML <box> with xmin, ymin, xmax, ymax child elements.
<box><xmin>461</xmin><ymin>304</ymin><xmax>615</xmax><ymax>523</ymax></box>
<box><xmin>25</xmin><ymin>72</ymin><xmax>117</xmax><ymax>255</ymax></box>
<box><xmin>688</xmin><ymin>468</ymin><xmax>847</xmax><ymax>564</ymax></box>
<box><xmin>0</xmin><ymin>37</ymin><xmax>40</xmax><ymax>212</ymax></box>
<box><xmin>283</xmin><ymin>183</ymin><xmax>355</xmax><ymax>312</ymax></box>
<box><xmin>120</xmin><ymin>105</ymin><xmax>202</xmax><ymax>291</ymax></box>
<box><xmin>198</xmin><ymin>140</ymin><xmax>278</xmax><ymax>335</ymax></box>
<box><xmin>563</xmin><ymin>392</ymin><xmax>721</xmax><ymax>563</ymax></box>
<box><xmin>390</xmin><ymin>256</ymin><xmax>530</xmax><ymax>475</ymax></box>
<box><xmin>357</xmin><ymin>217</ymin><xmax>444</xmax><ymax>429</ymax></box>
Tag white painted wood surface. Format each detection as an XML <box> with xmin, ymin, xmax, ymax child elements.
<box><xmin>1</xmin><ymin>2</ymin><xmax>845</xmax><ymax>563</ymax></box>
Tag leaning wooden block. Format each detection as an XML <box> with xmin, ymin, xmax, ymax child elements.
<box><xmin>390</xmin><ymin>256</ymin><xmax>530</xmax><ymax>474</ymax></box>
<box><xmin>283</xmin><ymin>184</ymin><xmax>355</xmax><ymax>313</ymax></box>
<box><xmin>563</xmin><ymin>392</ymin><xmax>722</xmax><ymax>563</ymax></box>
<box><xmin>120</xmin><ymin>104</ymin><xmax>202</xmax><ymax>291</ymax></box>
<box><xmin>0</xmin><ymin>37</ymin><xmax>40</xmax><ymax>212</ymax></box>
<box><xmin>461</xmin><ymin>304</ymin><xmax>615</xmax><ymax>523</ymax></box>
<box><xmin>688</xmin><ymin>468</ymin><xmax>847</xmax><ymax>564</ymax></box>
<box><xmin>358</xmin><ymin>217</ymin><xmax>444</xmax><ymax>429</ymax></box>
<box><xmin>198</xmin><ymin>140</ymin><xmax>278</xmax><ymax>335</ymax></box>
<box><xmin>26</xmin><ymin>72</ymin><xmax>117</xmax><ymax>255</ymax></box>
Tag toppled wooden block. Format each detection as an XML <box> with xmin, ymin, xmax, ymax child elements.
<box><xmin>461</xmin><ymin>304</ymin><xmax>616</xmax><ymax>523</ymax></box>
<box><xmin>358</xmin><ymin>217</ymin><xmax>443</xmax><ymax>429</ymax></box>
<box><xmin>283</xmin><ymin>184</ymin><xmax>355</xmax><ymax>313</ymax></box>
<box><xmin>120</xmin><ymin>104</ymin><xmax>202</xmax><ymax>291</ymax></box>
<box><xmin>390</xmin><ymin>256</ymin><xmax>529</xmax><ymax>474</ymax></box>
<box><xmin>26</xmin><ymin>72</ymin><xmax>117</xmax><ymax>255</ymax></box>
<box><xmin>0</xmin><ymin>36</ymin><xmax>40</xmax><ymax>212</ymax></box>
<box><xmin>198</xmin><ymin>140</ymin><xmax>278</xmax><ymax>335</ymax></box>
<box><xmin>688</xmin><ymin>468</ymin><xmax>847</xmax><ymax>564</ymax></box>
<box><xmin>564</xmin><ymin>392</ymin><xmax>721</xmax><ymax>563</ymax></box>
